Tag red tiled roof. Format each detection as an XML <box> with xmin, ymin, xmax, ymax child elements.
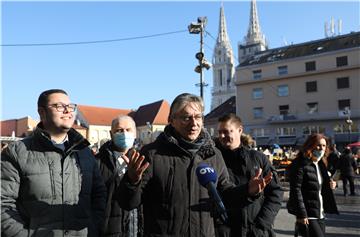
<box><xmin>134</xmin><ymin>100</ymin><xmax>170</xmax><ymax>126</ymax></box>
<box><xmin>77</xmin><ymin>105</ymin><xmax>132</xmax><ymax>126</ymax></box>
<box><xmin>0</xmin><ymin>119</ymin><xmax>17</xmax><ymax>136</ymax></box>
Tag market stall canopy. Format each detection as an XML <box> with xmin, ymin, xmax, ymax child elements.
<box><xmin>347</xmin><ymin>141</ymin><xmax>360</xmax><ymax>147</ymax></box>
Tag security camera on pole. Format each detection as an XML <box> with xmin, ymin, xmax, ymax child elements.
<box><xmin>188</xmin><ymin>16</ymin><xmax>211</xmax><ymax>100</ymax></box>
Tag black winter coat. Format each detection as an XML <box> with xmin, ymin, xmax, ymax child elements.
<box><xmin>287</xmin><ymin>155</ymin><xmax>338</xmax><ymax>219</ymax></box>
<box><xmin>96</xmin><ymin>141</ymin><xmax>141</xmax><ymax>237</ymax></box>
<box><xmin>337</xmin><ymin>153</ymin><xmax>357</xmax><ymax>177</ymax></box>
<box><xmin>216</xmin><ymin>144</ymin><xmax>283</xmax><ymax>237</ymax></box>
<box><xmin>118</xmin><ymin>126</ymin><xmax>242</xmax><ymax>237</ymax></box>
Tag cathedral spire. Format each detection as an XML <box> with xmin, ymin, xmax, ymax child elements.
<box><xmin>245</xmin><ymin>0</ymin><xmax>266</xmax><ymax>46</ymax></box>
<box><xmin>211</xmin><ymin>4</ymin><xmax>235</xmax><ymax>111</ymax></box>
<box><xmin>217</xmin><ymin>3</ymin><xmax>230</xmax><ymax>45</ymax></box>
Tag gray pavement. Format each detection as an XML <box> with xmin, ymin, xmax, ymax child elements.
<box><xmin>273</xmin><ymin>175</ymin><xmax>360</xmax><ymax>237</ymax></box>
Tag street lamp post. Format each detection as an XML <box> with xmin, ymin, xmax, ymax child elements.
<box><xmin>188</xmin><ymin>17</ymin><xmax>210</xmax><ymax>100</ymax></box>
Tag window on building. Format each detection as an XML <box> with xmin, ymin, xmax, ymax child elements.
<box><xmin>333</xmin><ymin>122</ymin><xmax>358</xmax><ymax>134</ymax></box>
<box><xmin>276</xmin><ymin>127</ymin><xmax>296</xmax><ymax>136</ymax></box>
<box><xmin>279</xmin><ymin>105</ymin><xmax>289</xmax><ymax>115</ymax></box>
<box><xmin>337</xmin><ymin>77</ymin><xmax>350</xmax><ymax>89</ymax></box>
<box><xmin>252</xmin><ymin>88</ymin><xmax>263</xmax><ymax>99</ymax></box>
<box><xmin>338</xmin><ymin>99</ymin><xmax>350</xmax><ymax>111</ymax></box>
<box><xmin>253</xmin><ymin>70</ymin><xmax>262</xmax><ymax>80</ymax></box>
<box><xmin>251</xmin><ymin>128</ymin><xmax>271</xmax><ymax>137</ymax></box>
<box><xmin>227</xmin><ymin>69</ymin><xmax>232</xmax><ymax>85</ymax></box>
<box><xmin>305</xmin><ymin>61</ymin><xmax>316</xmax><ymax>71</ymax></box>
<box><xmin>253</xmin><ymin>107</ymin><xmax>263</xmax><ymax>119</ymax></box>
<box><xmin>303</xmin><ymin>126</ymin><xmax>325</xmax><ymax>135</ymax></box>
<box><xmin>278</xmin><ymin>65</ymin><xmax>288</xmax><ymax>75</ymax></box>
<box><xmin>307</xmin><ymin>102</ymin><xmax>318</xmax><ymax>114</ymax></box>
<box><xmin>336</xmin><ymin>56</ymin><xmax>348</xmax><ymax>67</ymax></box>
<box><xmin>306</xmin><ymin>81</ymin><xmax>317</xmax><ymax>92</ymax></box>
<box><xmin>277</xmin><ymin>85</ymin><xmax>289</xmax><ymax>96</ymax></box>
<box><xmin>219</xmin><ymin>69</ymin><xmax>223</xmax><ymax>86</ymax></box>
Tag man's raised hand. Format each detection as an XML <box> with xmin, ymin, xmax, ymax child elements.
<box><xmin>248</xmin><ymin>168</ymin><xmax>273</xmax><ymax>196</ymax></box>
<box><xmin>121</xmin><ymin>149</ymin><xmax>149</xmax><ymax>184</ymax></box>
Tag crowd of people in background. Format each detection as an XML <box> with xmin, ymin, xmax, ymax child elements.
<box><xmin>1</xmin><ymin>89</ymin><xmax>359</xmax><ymax>237</ymax></box>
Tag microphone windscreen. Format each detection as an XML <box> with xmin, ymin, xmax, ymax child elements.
<box><xmin>196</xmin><ymin>163</ymin><xmax>217</xmax><ymax>187</ymax></box>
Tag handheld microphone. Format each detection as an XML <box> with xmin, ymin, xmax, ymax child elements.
<box><xmin>196</xmin><ymin>163</ymin><xmax>228</xmax><ymax>224</ymax></box>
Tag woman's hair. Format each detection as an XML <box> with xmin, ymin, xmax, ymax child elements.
<box><xmin>299</xmin><ymin>133</ymin><xmax>330</xmax><ymax>166</ymax></box>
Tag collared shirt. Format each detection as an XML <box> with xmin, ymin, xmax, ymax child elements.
<box><xmin>51</xmin><ymin>134</ymin><xmax>69</xmax><ymax>151</ymax></box>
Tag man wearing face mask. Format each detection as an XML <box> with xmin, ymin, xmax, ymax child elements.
<box><xmin>96</xmin><ymin>115</ymin><xmax>142</xmax><ymax>237</ymax></box>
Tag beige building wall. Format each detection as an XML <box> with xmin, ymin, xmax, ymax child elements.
<box><xmin>16</xmin><ymin>116</ymin><xmax>39</xmax><ymax>137</ymax></box>
<box><xmin>137</xmin><ymin>124</ymin><xmax>166</xmax><ymax>145</ymax></box>
<box><xmin>88</xmin><ymin>125</ymin><xmax>111</xmax><ymax>146</ymax></box>
<box><xmin>235</xmin><ymin>46</ymin><xmax>360</xmax><ymax>147</ymax></box>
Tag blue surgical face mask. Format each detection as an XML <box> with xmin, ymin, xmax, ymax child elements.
<box><xmin>312</xmin><ymin>150</ymin><xmax>325</xmax><ymax>161</ymax></box>
<box><xmin>113</xmin><ymin>132</ymin><xmax>135</xmax><ymax>150</ymax></box>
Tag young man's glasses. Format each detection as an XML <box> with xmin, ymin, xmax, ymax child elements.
<box><xmin>48</xmin><ymin>103</ymin><xmax>77</xmax><ymax>112</ymax></box>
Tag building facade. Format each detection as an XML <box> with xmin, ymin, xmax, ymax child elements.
<box><xmin>235</xmin><ymin>32</ymin><xmax>360</xmax><ymax>147</ymax></box>
<box><xmin>207</xmin><ymin>1</ymin><xmax>359</xmax><ymax>148</ymax></box>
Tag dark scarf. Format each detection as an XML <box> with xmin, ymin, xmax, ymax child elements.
<box><xmin>165</xmin><ymin>125</ymin><xmax>206</xmax><ymax>154</ymax></box>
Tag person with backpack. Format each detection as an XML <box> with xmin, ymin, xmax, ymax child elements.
<box><xmin>215</xmin><ymin>113</ymin><xmax>283</xmax><ymax>237</ymax></box>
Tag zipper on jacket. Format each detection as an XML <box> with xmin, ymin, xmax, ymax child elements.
<box><xmin>48</xmin><ymin>161</ymin><xmax>56</xmax><ymax>200</ymax></box>
<box><xmin>166</xmin><ymin>167</ymin><xmax>174</xmax><ymax>203</ymax></box>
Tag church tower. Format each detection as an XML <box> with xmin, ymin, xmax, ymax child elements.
<box><xmin>211</xmin><ymin>4</ymin><xmax>235</xmax><ymax>110</ymax></box>
<box><xmin>238</xmin><ymin>0</ymin><xmax>267</xmax><ymax>64</ymax></box>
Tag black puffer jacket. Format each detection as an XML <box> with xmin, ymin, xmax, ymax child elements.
<box><xmin>287</xmin><ymin>154</ymin><xmax>338</xmax><ymax>218</ymax></box>
<box><xmin>216</xmin><ymin>144</ymin><xmax>283</xmax><ymax>237</ymax></box>
<box><xmin>96</xmin><ymin>141</ymin><xmax>142</xmax><ymax>237</ymax></box>
<box><xmin>118</xmin><ymin>126</ymin><xmax>239</xmax><ymax>237</ymax></box>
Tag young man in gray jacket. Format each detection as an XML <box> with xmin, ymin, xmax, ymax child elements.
<box><xmin>1</xmin><ymin>89</ymin><xmax>107</xmax><ymax>237</ymax></box>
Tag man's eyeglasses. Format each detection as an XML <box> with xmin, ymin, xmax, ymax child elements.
<box><xmin>176</xmin><ymin>114</ymin><xmax>203</xmax><ymax>123</ymax></box>
<box><xmin>48</xmin><ymin>103</ymin><xmax>77</xmax><ymax>112</ymax></box>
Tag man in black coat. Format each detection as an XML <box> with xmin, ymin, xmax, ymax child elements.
<box><xmin>327</xmin><ymin>144</ymin><xmax>340</xmax><ymax>176</ymax></box>
<box><xmin>338</xmin><ymin>148</ymin><xmax>357</xmax><ymax>196</ymax></box>
<box><xmin>96</xmin><ymin>115</ymin><xmax>141</xmax><ymax>237</ymax></box>
<box><xmin>216</xmin><ymin>113</ymin><xmax>283</xmax><ymax>237</ymax></box>
<box><xmin>117</xmin><ymin>94</ymin><xmax>271</xmax><ymax>237</ymax></box>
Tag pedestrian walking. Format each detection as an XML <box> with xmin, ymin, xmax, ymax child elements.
<box><xmin>287</xmin><ymin>133</ymin><xmax>338</xmax><ymax>237</ymax></box>
<box><xmin>337</xmin><ymin>148</ymin><xmax>357</xmax><ymax>196</ymax></box>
